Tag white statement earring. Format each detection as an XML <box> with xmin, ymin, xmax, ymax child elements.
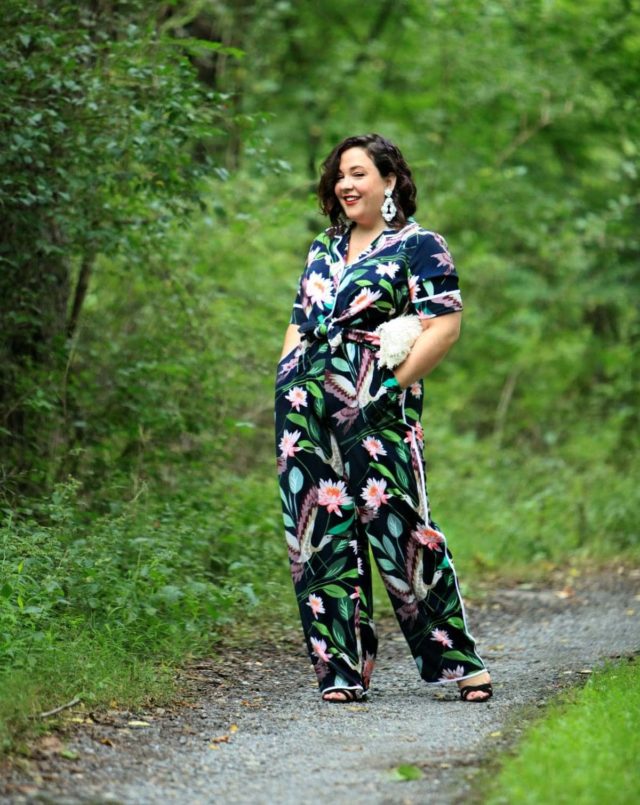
<box><xmin>381</xmin><ymin>188</ymin><xmax>397</xmax><ymax>223</ymax></box>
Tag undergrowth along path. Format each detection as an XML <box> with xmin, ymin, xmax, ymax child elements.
<box><xmin>2</xmin><ymin>567</ymin><xmax>639</xmax><ymax>805</ymax></box>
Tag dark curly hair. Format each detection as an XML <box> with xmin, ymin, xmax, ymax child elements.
<box><xmin>317</xmin><ymin>133</ymin><xmax>417</xmax><ymax>231</ymax></box>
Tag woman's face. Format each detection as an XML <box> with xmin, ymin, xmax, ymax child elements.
<box><xmin>334</xmin><ymin>147</ymin><xmax>395</xmax><ymax>230</ymax></box>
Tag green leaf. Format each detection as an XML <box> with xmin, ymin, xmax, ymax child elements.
<box><xmin>387</xmin><ymin>513</ymin><xmax>403</xmax><ymax>538</ymax></box>
<box><xmin>370</xmin><ymin>462</ymin><xmax>396</xmax><ymax>483</ymax></box>
<box><xmin>322</xmin><ymin>584</ymin><xmax>348</xmax><ymax>598</ymax></box>
<box><xmin>332</xmin><ymin>620</ymin><xmax>347</xmax><ymax>648</ymax></box>
<box><xmin>390</xmin><ymin>764</ymin><xmax>423</xmax><ymax>781</ymax></box>
<box><xmin>286</xmin><ymin>412</ymin><xmax>308</xmax><ymax>428</ymax></box>
<box><xmin>330</xmin><ymin>358</ymin><xmax>351</xmax><ymax>373</ymax></box>
<box><xmin>288</xmin><ymin>467</ymin><xmax>304</xmax><ymax>494</ymax></box>
<box><xmin>395</xmin><ymin>462</ymin><xmax>409</xmax><ymax>489</ymax></box>
<box><xmin>442</xmin><ymin>650</ymin><xmax>473</xmax><ymax>662</ymax></box>
<box><xmin>328</xmin><ymin>516</ymin><xmax>355</xmax><ymax>535</ymax></box>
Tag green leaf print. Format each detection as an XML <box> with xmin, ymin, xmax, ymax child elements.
<box><xmin>312</xmin><ymin>621</ymin><xmax>331</xmax><ymax>638</ymax></box>
<box><xmin>387</xmin><ymin>513</ymin><xmax>403</xmax><ymax>538</ymax></box>
<box><xmin>396</xmin><ymin>443</ymin><xmax>410</xmax><ymax>462</ymax></box>
<box><xmin>330</xmin><ymin>358</ymin><xmax>351</xmax><ymax>373</ymax></box>
<box><xmin>338</xmin><ymin>597</ymin><xmax>353</xmax><ymax>621</ymax></box>
<box><xmin>288</xmin><ymin>467</ymin><xmax>304</xmax><ymax>494</ymax></box>
<box><xmin>325</xmin><ymin>557</ymin><xmax>347</xmax><ymax>577</ymax></box>
<box><xmin>298</xmin><ymin>439</ymin><xmax>315</xmax><ymax>449</ymax></box>
<box><xmin>404</xmin><ymin>407</ymin><xmax>420</xmax><ymax>422</ymax></box>
<box><xmin>381</xmin><ymin>429</ymin><xmax>403</xmax><ymax>443</ymax></box>
<box><xmin>354</xmin><ymin>279</ymin><xmax>372</xmax><ymax>287</ymax></box>
<box><xmin>323</xmin><ymin>584</ymin><xmax>348</xmax><ymax>598</ymax></box>
<box><xmin>368</xmin><ymin>534</ymin><xmax>383</xmax><ymax>551</ymax></box>
<box><xmin>332</xmin><ymin>620</ymin><xmax>348</xmax><ymax>649</ymax></box>
<box><xmin>377</xmin><ymin>557</ymin><xmax>397</xmax><ymax>573</ymax></box>
<box><xmin>377</xmin><ymin>278</ymin><xmax>394</xmax><ymax>295</ymax></box>
<box><xmin>308</xmin><ymin>415</ymin><xmax>321</xmax><ymax>440</ymax></box>
<box><xmin>306</xmin><ymin>382</ymin><xmax>324</xmax><ymax>399</ymax></box>
<box><xmin>447</xmin><ymin>617</ymin><xmax>466</xmax><ymax>631</ymax></box>
<box><xmin>287</xmin><ymin>412</ymin><xmax>308</xmax><ymax>429</ymax></box>
<box><xmin>371</xmin><ymin>462</ymin><xmax>397</xmax><ymax>483</ymax></box>
<box><xmin>328</xmin><ymin>516</ymin><xmax>355</xmax><ymax>536</ymax></box>
<box><xmin>395</xmin><ymin>462</ymin><xmax>410</xmax><ymax>489</ymax></box>
<box><xmin>282</xmin><ymin>513</ymin><xmax>295</xmax><ymax>528</ymax></box>
<box><xmin>442</xmin><ymin>650</ymin><xmax>474</xmax><ymax>662</ymax></box>
<box><xmin>382</xmin><ymin>534</ymin><xmax>397</xmax><ymax>561</ymax></box>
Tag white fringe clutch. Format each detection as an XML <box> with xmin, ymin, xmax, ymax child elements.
<box><xmin>375</xmin><ymin>315</ymin><xmax>423</xmax><ymax>369</ymax></box>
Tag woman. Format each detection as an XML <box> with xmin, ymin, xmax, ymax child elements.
<box><xmin>274</xmin><ymin>134</ymin><xmax>492</xmax><ymax>703</ymax></box>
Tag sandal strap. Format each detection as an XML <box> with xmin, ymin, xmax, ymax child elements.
<box><xmin>460</xmin><ymin>682</ymin><xmax>493</xmax><ymax>701</ymax></box>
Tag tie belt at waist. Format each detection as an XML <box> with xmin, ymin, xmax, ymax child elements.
<box><xmin>298</xmin><ymin>316</ymin><xmax>381</xmax><ymax>351</ymax></box>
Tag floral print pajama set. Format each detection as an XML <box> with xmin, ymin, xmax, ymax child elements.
<box><xmin>274</xmin><ymin>219</ymin><xmax>487</xmax><ymax>697</ymax></box>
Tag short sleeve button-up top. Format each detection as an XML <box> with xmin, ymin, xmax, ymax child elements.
<box><xmin>290</xmin><ymin>219</ymin><xmax>463</xmax><ymax>334</ymax></box>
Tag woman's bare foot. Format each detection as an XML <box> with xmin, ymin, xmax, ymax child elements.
<box><xmin>321</xmin><ymin>688</ymin><xmax>364</xmax><ymax>703</ymax></box>
<box><xmin>457</xmin><ymin>671</ymin><xmax>492</xmax><ymax>702</ymax></box>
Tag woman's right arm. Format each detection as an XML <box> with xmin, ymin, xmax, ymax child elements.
<box><xmin>280</xmin><ymin>323</ymin><xmax>301</xmax><ymax>360</ymax></box>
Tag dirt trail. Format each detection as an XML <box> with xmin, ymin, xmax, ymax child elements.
<box><xmin>2</xmin><ymin>567</ymin><xmax>639</xmax><ymax>805</ymax></box>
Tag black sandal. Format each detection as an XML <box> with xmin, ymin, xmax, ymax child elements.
<box><xmin>321</xmin><ymin>687</ymin><xmax>365</xmax><ymax>703</ymax></box>
<box><xmin>459</xmin><ymin>682</ymin><xmax>493</xmax><ymax>702</ymax></box>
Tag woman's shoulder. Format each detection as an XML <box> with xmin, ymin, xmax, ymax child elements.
<box><xmin>402</xmin><ymin>221</ymin><xmax>450</xmax><ymax>249</ymax></box>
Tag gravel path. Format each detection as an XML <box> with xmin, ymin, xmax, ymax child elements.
<box><xmin>2</xmin><ymin>567</ymin><xmax>639</xmax><ymax>805</ymax></box>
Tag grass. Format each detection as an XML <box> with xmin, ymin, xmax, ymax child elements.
<box><xmin>485</xmin><ymin>657</ymin><xmax>640</xmax><ymax>804</ymax></box>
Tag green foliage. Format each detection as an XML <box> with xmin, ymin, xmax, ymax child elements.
<box><xmin>1</xmin><ymin>0</ymin><xmax>639</xmax><ymax>757</ymax></box>
<box><xmin>0</xmin><ymin>0</ymin><xmax>238</xmax><ymax>490</ymax></box>
<box><xmin>485</xmin><ymin>658</ymin><xmax>640</xmax><ymax>804</ymax></box>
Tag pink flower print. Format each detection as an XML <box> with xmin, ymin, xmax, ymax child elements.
<box><xmin>305</xmin><ymin>271</ymin><xmax>334</xmax><ymax>307</ymax></box>
<box><xmin>362</xmin><ymin>436</ymin><xmax>388</xmax><ymax>460</ymax></box>
<box><xmin>430</xmin><ymin>628</ymin><xmax>453</xmax><ymax>649</ymax></box>
<box><xmin>408</xmin><ymin>275</ymin><xmax>418</xmax><ymax>302</ymax></box>
<box><xmin>318</xmin><ymin>479</ymin><xmax>353</xmax><ymax>516</ymax></box>
<box><xmin>350</xmin><ymin>586</ymin><xmax>360</xmax><ymax>600</ymax></box>
<box><xmin>439</xmin><ymin>665</ymin><xmax>466</xmax><ymax>681</ymax></box>
<box><xmin>412</xmin><ymin>524</ymin><xmax>445</xmax><ymax>551</ymax></box>
<box><xmin>410</xmin><ymin>382</ymin><xmax>422</xmax><ymax>398</ymax></box>
<box><xmin>279</xmin><ymin>429</ymin><xmax>302</xmax><ymax>458</ymax></box>
<box><xmin>404</xmin><ymin>422</ymin><xmax>424</xmax><ymax>446</ymax></box>
<box><xmin>376</xmin><ymin>261</ymin><xmax>400</xmax><ymax>278</ymax></box>
<box><xmin>433</xmin><ymin>249</ymin><xmax>455</xmax><ymax>275</ymax></box>
<box><xmin>361</xmin><ymin>477</ymin><xmax>391</xmax><ymax>509</ymax></box>
<box><xmin>348</xmin><ymin>287</ymin><xmax>382</xmax><ymax>315</ymax></box>
<box><xmin>306</xmin><ymin>593</ymin><xmax>325</xmax><ymax>620</ymax></box>
<box><xmin>310</xmin><ymin>636</ymin><xmax>331</xmax><ymax>662</ymax></box>
<box><xmin>285</xmin><ymin>386</ymin><xmax>308</xmax><ymax>411</ymax></box>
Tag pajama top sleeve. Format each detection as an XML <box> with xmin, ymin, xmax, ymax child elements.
<box><xmin>408</xmin><ymin>231</ymin><xmax>463</xmax><ymax>318</ymax></box>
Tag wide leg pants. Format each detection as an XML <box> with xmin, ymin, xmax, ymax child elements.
<box><xmin>275</xmin><ymin>336</ymin><xmax>486</xmax><ymax>695</ymax></box>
